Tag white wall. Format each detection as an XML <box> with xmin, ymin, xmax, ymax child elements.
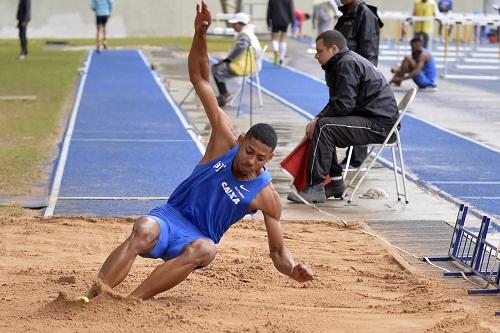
<box><xmin>0</xmin><ymin>0</ymin><xmax>496</xmax><ymax>38</ymax></box>
<box><xmin>0</xmin><ymin>0</ymin><xmax>223</xmax><ymax>38</ymax></box>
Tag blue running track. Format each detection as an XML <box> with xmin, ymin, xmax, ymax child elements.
<box><xmin>45</xmin><ymin>50</ymin><xmax>203</xmax><ymax>216</ymax></box>
<box><xmin>258</xmin><ymin>59</ymin><xmax>500</xmax><ymax>221</ymax></box>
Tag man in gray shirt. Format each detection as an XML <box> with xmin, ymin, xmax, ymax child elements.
<box><xmin>212</xmin><ymin>12</ymin><xmax>262</xmax><ymax>107</ymax></box>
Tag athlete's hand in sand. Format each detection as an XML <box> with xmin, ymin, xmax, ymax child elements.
<box><xmin>291</xmin><ymin>262</ymin><xmax>314</xmax><ymax>282</ymax></box>
<box><xmin>194</xmin><ymin>1</ymin><xmax>211</xmax><ymax>35</ymax></box>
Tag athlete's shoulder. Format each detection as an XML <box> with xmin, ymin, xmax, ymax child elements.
<box><xmin>252</xmin><ymin>182</ymin><xmax>281</xmax><ymax>216</ymax></box>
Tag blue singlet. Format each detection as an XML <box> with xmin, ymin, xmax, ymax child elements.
<box><xmin>146</xmin><ymin>145</ymin><xmax>272</xmax><ymax>260</ymax></box>
<box><xmin>412</xmin><ymin>48</ymin><xmax>437</xmax><ymax>88</ymax></box>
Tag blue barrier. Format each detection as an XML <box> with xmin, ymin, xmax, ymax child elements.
<box><xmin>426</xmin><ymin>204</ymin><xmax>499</xmax><ymax>314</ymax></box>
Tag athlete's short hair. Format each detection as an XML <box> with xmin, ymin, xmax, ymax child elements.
<box><xmin>245</xmin><ymin>123</ymin><xmax>278</xmax><ymax>151</ymax></box>
<box><xmin>410</xmin><ymin>37</ymin><xmax>423</xmax><ymax>45</ymax></box>
<box><xmin>316</xmin><ymin>30</ymin><xmax>347</xmax><ymax>50</ymax></box>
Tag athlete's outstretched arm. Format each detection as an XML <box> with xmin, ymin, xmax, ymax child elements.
<box><xmin>257</xmin><ymin>186</ymin><xmax>314</xmax><ymax>282</ymax></box>
<box><xmin>188</xmin><ymin>2</ymin><xmax>211</xmax><ymax>88</ymax></box>
<box><xmin>188</xmin><ymin>1</ymin><xmax>235</xmax><ymax>161</ymax></box>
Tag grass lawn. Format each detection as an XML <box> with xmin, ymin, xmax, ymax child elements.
<box><xmin>0</xmin><ymin>37</ymin><xmax>233</xmax><ymax>205</ymax></box>
<box><xmin>0</xmin><ymin>40</ymin><xmax>85</xmax><ymax>196</ymax></box>
<box><xmin>60</xmin><ymin>36</ymin><xmax>234</xmax><ymax>52</ymax></box>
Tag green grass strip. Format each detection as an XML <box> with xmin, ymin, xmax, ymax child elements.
<box><xmin>0</xmin><ymin>40</ymin><xmax>85</xmax><ymax>195</ymax></box>
<box><xmin>0</xmin><ymin>36</ymin><xmax>233</xmax><ymax>199</ymax></box>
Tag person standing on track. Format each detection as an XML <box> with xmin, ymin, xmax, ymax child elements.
<box><xmin>86</xmin><ymin>1</ymin><xmax>313</xmax><ymax>301</ymax></box>
<box><xmin>91</xmin><ymin>0</ymin><xmax>113</xmax><ymax>53</ymax></box>
<box><xmin>16</xmin><ymin>0</ymin><xmax>31</xmax><ymax>60</ymax></box>
<box><xmin>334</xmin><ymin>0</ymin><xmax>383</xmax><ymax>172</ymax></box>
<box><xmin>267</xmin><ymin>0</ymin><xmax>295</xmax><ymax>66</ymax></box>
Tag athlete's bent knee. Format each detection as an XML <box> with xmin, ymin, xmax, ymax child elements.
<box><xmin>129</xmin><ymin>217</ymin><xmax>160</xmax><ymax>253</ymax></box>
<box><xmin>184</xmin><ymin>239</ymin><xmax>216</xmax><ymax>268</ymax></box>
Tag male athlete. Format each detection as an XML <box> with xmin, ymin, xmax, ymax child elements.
<box><xmin>87</xmin><ymin>1</ymin><xmax>313</xmax><ymax>301</ymax></box>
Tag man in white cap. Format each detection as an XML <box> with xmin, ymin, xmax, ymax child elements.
<box><xmin>212</xmin><ymin>12</ymin><xmax>262</xmax><ymax>107</ymax></box>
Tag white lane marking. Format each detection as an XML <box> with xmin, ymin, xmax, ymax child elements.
<box><xmin>58</xmin><ymin>196</ymin><xmax>169</xmax><ymax>200</ymax></box>
<box><xmin>137</xmin><ymin>50</ymin><xmax>206</xmax><ymax>155</ymax></box>
<box><xmin>430</xmin><ymin>181</ymin><xmax>500</xmax><ymax>184</ymax></box>
<box><xmin>44</xmin><ymin>51</ymin><xmax>93</xmax><ymax>218</ymax></box>
<box><xmin>72</xmin><ymin>138</ymin><xmax>193</xmax><ymax>143</ymax></box>
<box><xmin>460</xmin><ymin>196</ymin><xmax>500</xmax><ymax>200</ymax></box>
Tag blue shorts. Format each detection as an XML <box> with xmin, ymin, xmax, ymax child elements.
<box><xmin>141</xmin><ymin>213</ymin><xmax>207</xmax><ymax>261</ymax></box>
<box><xmin>413</xmin><ymin>71</ymin><xmax>436</xmax><ymax>88</ymax></box>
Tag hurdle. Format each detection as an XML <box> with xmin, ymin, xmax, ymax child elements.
<box><xmin>378</xmin><ymin>11</ymin><xmax>500</xmax><ymax>80</ymax></box>
<box><xmin>425</xmin><ymin>204</ymin><xmax>499</xmax><ymax>296</ymax></box>
<box><xmin>440</xmin><ymin>14</ymin><xmax>500</xmax><ymax>80</ymax></box>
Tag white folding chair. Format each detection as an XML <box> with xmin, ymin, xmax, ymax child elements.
<box><xmin>229</xmin><ymin>45</ymin><xmax>267</xmax><ymax>109</ymax></box>
<box><xmin>342</xmin><ymin>88</ymin><xmax>417</xmax><ymax>204</ymax></box>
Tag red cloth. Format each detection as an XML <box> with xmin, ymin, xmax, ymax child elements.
<box><xmin>295</xmin><ymin>9</ymin><xmax>305</xmax><ymax>22</ymax></box>
<box><xmin>294</xmin><ymin>9</ymin><xmax>305</xmax><ymax>29</ymax></box>
<box><xmin>280</xmin><ymin>139</ymin><xmax>330</xmax><ymax>192</ymax></box>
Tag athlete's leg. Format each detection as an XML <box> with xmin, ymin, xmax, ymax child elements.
<box><xmin>130</xmin><ymin>238</ymin><xmax>216</xmax><ymax>300</ymax></box>
<box><xmin>390</xmin><ymin>56</ymin><xmax>416</xmax><ymax>85</ymax></box>
<box><xmin>279</xmin><ymin>31</ymin><xmax>288</xmax><ymax>63</ymax></box>
<box><xmin>392</xmin><ymin>56</ymin><xmax>416</xmax><ymax>74</ymax></box>
<box><xmin>87</xmin><ymin>216</ymin><xmax>160</xmax><ymax>298</ymax></box>
<box><xmin>96</xmin><ymin>24</ymin><xmax>104</xmax><ymax>51</ymax></box>
<box><xmin>102</xmin><ymin>23</ymin><xmax>108</xmax><ymax>49</ymax></box>
<box><xmin>271</xmin><ymin>32</ymin><xmax>280</xmax><ymax>64</ymax></box>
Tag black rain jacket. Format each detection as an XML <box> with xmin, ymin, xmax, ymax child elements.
<box><xmin>17</xmin><ymin>0</ymin><xmax>31</xmax><ymax>23</ymax></box>
<box><xmin>335</xmin><ymin>1</ymin><xmax>383</xmax><ymax>66</ymax></box>
<box><xmin>266</xmin><ymin>0</ymin><xmax>294</xmax><ymax>28</ymax></box>
<box><xmin>317</xmin><ymin>49</ymin><xmax>398</xmax><ymax>129</ymax></box>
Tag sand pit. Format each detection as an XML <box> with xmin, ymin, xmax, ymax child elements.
<box><xmin>0</xmin><ymin>216</ymin><xmax>498</xmax><ymax>332</ymax></box>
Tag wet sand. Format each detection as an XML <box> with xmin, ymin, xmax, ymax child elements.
<box><xmin>0</xmin><ymin>216</ymin><xmax>498</xmax><ymax>332</ymax></box>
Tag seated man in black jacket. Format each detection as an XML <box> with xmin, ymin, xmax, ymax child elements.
<box><xmin>287</xmin><ymin>30</ymin><xmax>398</xmax><ymax>204</ymax></box>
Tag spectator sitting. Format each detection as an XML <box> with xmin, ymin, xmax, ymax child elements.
<box><xmin>287</xmin><ymin>31</ymin><xmax>399</xmax><ymax>204</ymax></box>
<box><xmin>212</xmin><ymin>12</ymin><xmax>262</xmax><ymax>107</ymax></box>
<box><xmin>390</xmin><ymin>37</ymin><xmax>437</xmax><ymax>90</ymax></box>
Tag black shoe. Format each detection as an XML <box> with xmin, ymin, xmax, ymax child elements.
<box><xmin>287</xmin><ymin>183</ymin><xmax>326</xmax><ymax>204</ymax></box>
<box><xmin>340</xmin><ymin>156</ymin><xmax>362</xmax><ymax>169</ymax></box>
<box><xmin>325</xmin><ymin>179</ymin><xmax>346</xmax><ymax>199</ymax></box>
